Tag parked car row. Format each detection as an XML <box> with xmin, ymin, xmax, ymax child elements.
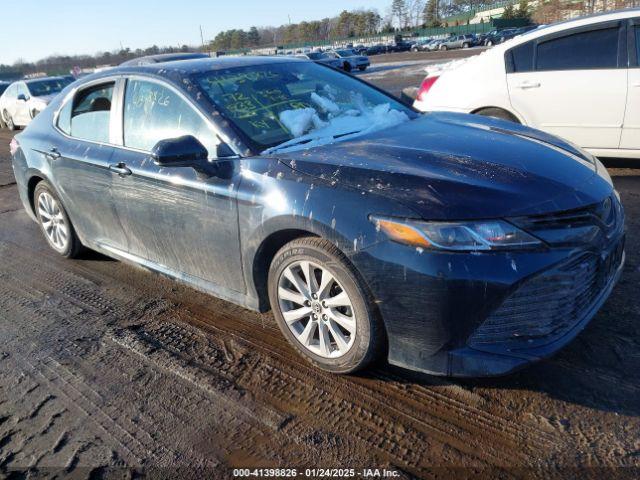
<box><xmin>296</xmin><ymin>49</ymin><xmax>370</xmax><ymax>72</ymax></box>
<box><xmin>482</xmin><ymin>25</ymin><xmax>539</xmax><ymax>46</ymax></box>
<box><xmin>413</xmin><ymin>9</ymin><xmax>639</xmax><ymax>160</ymax></box>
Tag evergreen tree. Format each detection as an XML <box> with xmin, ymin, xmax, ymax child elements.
<box><xmin>247</xmin><ymin>26</ymin><xmax>260</xmax><ymax>46</ymax></box>
<box><xmin>423</xmin><ymin>0</ymin><xmax>440</xmax><ymax>27</ymax></box>
<box><xmin>502</xmin><ymin>3</ymin><xmax>516</xmax><ymax>20</ymax></box>
<box><xmin>515</xmin><ymin>0</ymin><xmax>531</xmax><ymax>20</ymax></box>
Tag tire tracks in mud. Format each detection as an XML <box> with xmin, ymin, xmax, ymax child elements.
<box><xmin>0</xmin><ymin>239</ymin><xmax>314</xmax><ymax>473</ymax></box>
<box><xmin>0</xmin><ymin>235</ymin><xmax>557</xmax><ymax>473</ymax></box>
<box><xmin>0</xmin><ymin>206</ymin><xmax>636</xmax><ymax>474</ymax></box>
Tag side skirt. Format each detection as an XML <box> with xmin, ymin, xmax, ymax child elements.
<box><xmin>93</xmin><ymin>242</ymin><xmax>262</xmax><ymax>312</ymax></box>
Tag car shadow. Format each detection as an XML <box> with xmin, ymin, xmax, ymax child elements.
<box><xmin>376</xmin><ymin>308</ymin><xmax>640</xmax><ymax>418</ymax></box>
<box><xmin>78</xmin><ymin>249</ymin><xmax>116</xmax><ymax>262</ymax></box>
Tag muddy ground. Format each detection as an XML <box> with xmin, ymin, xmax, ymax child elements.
<box><xmin>0</xmin><ymin>60</ymin><xmax>639</xmax><ymax>479</ymax></box>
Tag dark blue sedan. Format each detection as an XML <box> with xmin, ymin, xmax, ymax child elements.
<box><xmin>10</xmin><ymin>57</ymin><xmax>625</xmax><ymax>376</ymax></box>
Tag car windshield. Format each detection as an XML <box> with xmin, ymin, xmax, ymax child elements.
<box><xmin>336</xmin><ymin>50</ymin><xmax>356</xmax><ymax>57</ymax></box>
<box><xmin>27</xmin><ymin>78</ymin><xmax>72</xmax><ymax>97</ymax></box>
<box><xmin>195</xmin><ymin>61</ymin><xmax>415</xmax><ymax>153</ymax></box>
<box><xmin>0</xmin><ymin>84</ymin><xmax>7</xmax><ymax>96</ymax></box>
<box><xmin>307</xmin><ymin>52</ymin><xmax>328</xmax><ymax>60</ymax></box>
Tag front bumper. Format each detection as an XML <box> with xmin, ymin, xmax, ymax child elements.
<box><xmin>352</xmin><ymin>232</ymin><xmax>625</xmax><ymax>377</ymax></box>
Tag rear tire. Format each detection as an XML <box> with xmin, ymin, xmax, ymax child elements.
<box><xmin>343</xmin><ymin>62</ymin><xmax>352</xmax><ymax>73</ymax></box>
<box><xmin>34</xmin><ymin>181</ymin><xmax>83</xmax><ymax>258</ymax></box>
<box><xmin>475</xmin><ymin>107</ymin><xmax>520</xmax><ymax>124</ymax></box>
<box><xmin>268</xmin><ymin>237</ymin><xmax>384</xmax><ymax>374</ymax></box>
<box><xmin>440</xmin><ymin>45</ymin><xmax>448</xmax><ymax>51</ymax></box>
<box><xmin>5</xmin><ymin>111</ymin><xmax>17</xmax><ymax>131</ymax></box>
<box><xmin>358</xmin><ymin>65</ymin><xmax>367</xmax><ymax>71</ymax></box>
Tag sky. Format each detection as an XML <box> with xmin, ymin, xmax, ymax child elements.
<box><xmin>0</xmin><ymin>0</ymin><xmax>392</xmax><ymax>65</ymax></box>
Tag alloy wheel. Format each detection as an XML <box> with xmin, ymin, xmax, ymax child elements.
<box><xmin>37</xmin><ymin>191</ymin><xmax>69</xmax><ymax>251</ymax></box>
<box><xmin>278</xmin><ymin>260</ymin><xmax>356</xmax><ymax>358</ymax></box>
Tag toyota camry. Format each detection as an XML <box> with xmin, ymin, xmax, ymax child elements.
<box><xmin>10</xmin><ymin>57</ymin><xmax>625</xmax><ymax>376</ymax></box>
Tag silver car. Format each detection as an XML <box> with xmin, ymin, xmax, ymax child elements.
<box><xmin>326</xmin><ymin>49</ymin><xmax>370</xmax><ymax>72</ymax></box>
<box><xmin>0</xmin><ymin>76</ymin><xmax>72</xmax><ymax>130</ymax></box>
<box><xmin>295</xmin><ymin>52</ymin><xmax>342</xmax><ymax>69</ymax></box>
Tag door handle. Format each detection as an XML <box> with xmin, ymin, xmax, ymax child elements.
<box><xmin>108</xmin><ymin>162</ymin><xmax>132</xmax><ymax>176</ymax></box>
<box><xmin>45</xmin><ymin>147</ymin><xmax>61</xmax><ymax>160</ymax></box>
<box><xmin>516</xmin><ymin>81</ymin><xmax>541</xmax><ymax>89</ymax></box>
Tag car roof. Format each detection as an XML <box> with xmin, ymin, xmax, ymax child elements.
<box><xmin>120</xmin><ymin>52</ymin><xmax>210</xmax><ymax>66</ymax></box>
<box><xmin>85</xmin><ymin>56</ymin><xmax>307</xmax><ymax>82</ymax></box>
<box><xmin>492</xmin><ymin>7</ymin><xmax>640</xmax><ymax>51</ymax></box>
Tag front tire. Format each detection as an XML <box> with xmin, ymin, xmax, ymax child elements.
<box><xmin>440</xmin><ymin>45</ymin><xmax>448</xmax><ymax>51</ymax></box>
<box><xmin>34</xmin><ymin>181</ymin><xmax>83</xmax><ymax>258</ymax></box>
<box><xmin>358</xmin><ymin>65</ymin><xmax>367</xmax><ymax>71</ymax></box>
<box><xmin>343</xmin><ymin>62</ymin><xmax>352</xmax><ymax>73</ymax></box>
<box><xmin>268</xmin><ymin>237</ymin><xmax>383</xmax><ymax>374</ymax></box>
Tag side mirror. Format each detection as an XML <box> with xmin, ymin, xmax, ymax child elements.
<box><xmin>17</xmin><ymin>94</ymin><xmax>28</xmax><ymax>102</ymax></box>
<box><xmin>151</xmin><ymin>135</ymin><xmax>208</xmax><ymax>167</ymax></box>
<box><xmin>215</xmin><ymin>141</ymin><xmax>237</xmax><ymax>158</ymax></box>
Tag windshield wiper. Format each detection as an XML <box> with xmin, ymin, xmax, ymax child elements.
<box><xmin>265</xmin><ymin>130</ymin><xmax>362</xmax><ymax>155</ymax></box>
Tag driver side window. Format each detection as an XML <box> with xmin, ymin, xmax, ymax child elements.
<box><xmin>123</xmin><ymin>79</ymin><xmax>218</xmax><ymax>156</ymax></box>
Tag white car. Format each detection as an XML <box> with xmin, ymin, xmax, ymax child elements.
<box><xmin>0</xmin><ymin>76</ymin><xmax>72</xmax><ymax>130</ymax></box>
<box><xmin>414</xmin><ymin>9</ymin><xmax>640</xmax><ymax>159</ymax></box>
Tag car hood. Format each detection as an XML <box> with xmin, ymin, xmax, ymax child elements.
<box><xmin>272</xmin><ymin>112</ymin><xmax>611</xmax><ymax>220</ymax></box>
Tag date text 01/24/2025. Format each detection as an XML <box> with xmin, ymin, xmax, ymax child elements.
<box><xmin>232</xmin><ymin>468</ymin><xmax>401</xmax><ymax>477</ymax></box>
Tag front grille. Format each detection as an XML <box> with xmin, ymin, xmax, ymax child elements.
<box><xmin>509</xmin><ymin>195</ymin><xmax>624</xmax><ymax>246</ymax></box>
<box><xmin>469</xmin><ymin>243</ymin><xmax>623</xmax><ymax>349</ymax></box>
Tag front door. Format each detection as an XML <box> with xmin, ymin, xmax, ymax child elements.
<box><xmin>14</xmin><ymin>83</ymin><xmax>31</xmax><ymax>125</ymax></box>
<box><xmin>110</xmin><ymin>78</ymin><xmax>245</xmax><ymax>291</ymax></box>
<box><xmin>507</xmin><ymin>22</ymin><xmax>627</xmax><ymax>149</ymax></box>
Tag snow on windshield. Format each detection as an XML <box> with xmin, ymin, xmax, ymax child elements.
<box><xmin>195</xmin><ymin>62</ymin><xmax>414</xmax><ymax>153</ymax></box>
<box><xmin>265</xmin><ymin>89</ymin><xmax>410</xmax><ymax>154</ymax></box>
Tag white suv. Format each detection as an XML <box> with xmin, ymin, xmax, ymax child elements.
<box><xmin>414</xmin><ymin>9</ymin><xmax>640</xmax><ymax>159</ymax></box>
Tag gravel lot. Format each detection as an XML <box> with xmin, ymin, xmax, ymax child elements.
<box><xmin>0</xmin><ymin>53</ymin><xmax>639</xmax><ymax>478</ymax></box>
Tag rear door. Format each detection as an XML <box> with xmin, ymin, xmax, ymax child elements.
<box><xmin>506</xmin><ymin>21</ymin><xmax>627</xmax><ymax>149</ymax></box>
<box><xmin>51</xmin><ymin>79</ymin><xmax>129</xmax><ymax>251</ymax></box>
<box><xmin>621</xmin><ymin>18</ymin><xmax>640</xmax><ymax>150</ymax></box>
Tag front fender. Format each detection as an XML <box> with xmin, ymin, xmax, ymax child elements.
<box><xmin>236</xmin><ymin>158</ymin><xmax>416</xmax><ymax>306</ymax></box>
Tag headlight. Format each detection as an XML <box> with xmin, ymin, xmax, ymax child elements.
<box><xmin>371</xmin><ymin>216</ymin><xmax>543</xmax><ymax>251</ymax></box>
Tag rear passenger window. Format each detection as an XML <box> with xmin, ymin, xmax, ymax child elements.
<box><xmin>69</xmin><ymin>83</ymin><xmax>114</xmax><ymax>143</ymax></box>
<box><xmin>508</xmin><ymin>41</ymin><xmax>534</xmax><ymax>72</ymax></box>
<box><xmin>57</xmin><ymin>99</ymin><xmax>72</xmax><ymax>135</ymax></box>
<box><xmin>536</xmin><ymin>27</ymin><xmax>619</xmax><ymax>71</ymax></box>
<box><xmin>636</xmin><ymin>25</ymin><xmax>640</xmax><ymax>64</ymax></box>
